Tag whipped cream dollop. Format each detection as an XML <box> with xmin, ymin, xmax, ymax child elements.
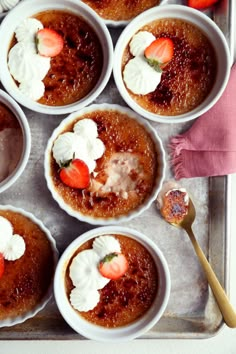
<box><xmin>123</xmin><ymin>31</ymin><xmax>162</xmax><ymax>95</ymax></box>
<box><xmin>69</xmin><ymin>235</ymin><xmax>121</xmax><ymax>312</ymax></box>
<box><xmin>15</xmin><ymin>18</ymin><xmax>43</xmax><ymax>42</ymax></box>
<box><xmin>52</xmin><ymin>119</ymin><xmax>105</xmax><ymax>173</ymax></box>
<box><xmin>8</xmin><ymin>18</ymin><xmax>50</xmax><ymax>101</ymax></box>
<box><xmin>0</xmin><ymin>216</ymin><xmax>26</xmax><ymax>261</ymax></box>
<box><xmin>0</xmin><ymin>0</ymin><xmax>20</xmax><ymax>13</ymax></box>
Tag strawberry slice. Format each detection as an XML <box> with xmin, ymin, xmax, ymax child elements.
<box><xmin>59</xmin><ymin>159</ymin><xmax>90</xmax><ymax>189</ymax></box>
<box><xmin>0</xmin><ymin>253</ymin><xmax>5</xmax><ymax>279</ymax></box>
<box><xmin>99</xmin><ymin>252</ymin><xmax>128</xmax><ymax>280</ymax></box>
<box><xmin>36</xmin><ymin>28</ymin><xmax>64</xmax><ymax>57</ymax></box>
<box><xmin>144</xmin><ymin>37</ymin><xmax>174</xmax><ymax>71</ymax></box>
<box><xmin>187</xmin><ymin>0</ymin><xmax>219</xmax><ymax>9</ymax></box>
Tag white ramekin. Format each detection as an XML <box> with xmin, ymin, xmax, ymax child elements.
<box><xmin>0</xmin><ymin>0</ymin><xmax>113</xmax><ymax>115</ymax></box>
<box><xmin>44</xmin><ymin>103</ymin><xmax>166</xmax><ymax>225</ymax></box>
<box><xmin>113</xmin><ymin>4</ymin><xmax>231</xmax><ymax>123</ymax></box>
<box><xmin>0</xmin><ymin>204</ymin><xmax>58</xmax><ymax>328</ymax></box>
<box><xmin>0</xmin><ymin>89</ymin><xmax>31</xmax><ymax>193</ymax></box>
<box><xmin>54</xmin><ymin>226</ymin><xmax>171</xmax><ymax>341</ymax></box>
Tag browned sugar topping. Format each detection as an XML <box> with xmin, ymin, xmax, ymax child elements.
<box><xmin>82</xmin><ymin>0</ymin><xmax>160</xmax><ymax>21</ymax></box>
<box><xmin>65</xmin><ymin>235</ymin><xmax>158</xmax><ymax>328</ymax></box>
<box><xmin>34</xmin><ymin>10</ymin><xmax>103</xmax><ymax>106</ymax></box>
<box><xmin>122</xmin><ymin>18</ymin><xmax>217</xmax><ymax>116</ymax></box>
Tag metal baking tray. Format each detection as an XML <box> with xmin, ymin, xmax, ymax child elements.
<box><xmin>0</xmin><ymin>0</ymin><xmax>234</xmax><ymax>339</ymax></box>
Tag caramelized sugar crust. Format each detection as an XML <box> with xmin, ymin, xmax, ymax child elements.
<box><xmin>82</xmin><ymin>0</ymin><xmax>160</xmax><ymax>21</ymax></box>
<box><xmin>65</xmin><ymin>234</ymin><xmax>158</xmax><ymax>328</ymax></box>
<box><xmin>0</xmin><ymin>210</ymin><xmax>54</xmax><ymax>320</ymax></box>
<box><xmin>34</xmin><ymin>10</ymin><xmax>103</xmax><ymax>106</ymax></box>
<box><xmin>50</xmin><ymin>109</ymin><xmax>158</xmax><ymax>218</ymax></box>
<box><xmin>161</xmin><ymin>190</ymin><xmax>189</xmax><ymax>224</ymax></box>
<box><xmin>122</xmin><ymin>19</ymin><xmax>217</xmax><ymax>116</ymax></box>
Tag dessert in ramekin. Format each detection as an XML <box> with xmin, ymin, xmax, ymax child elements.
<box><xmin>113</xmin><ymin>5</ymin><xmax>231</xmax><ymax>123</ymax></box>
<box><xmin>0</xmin><ymin>89</ymin><xmax>31</xmax><ymax>194</ymax></box>
<box><xmin>44</xmin><ymin>103</ymin><xmax>165</xmax><ymax>225</ymax></box>
<box><xmin>0</xmin><ymin>205</ymin><xmax>58</xmax><ymax>327</ymax></box>
<box><xmin>80</xmin><ymin>0</ymin><xmax>160</xmax><ymax>27</ymax></box>
<box><xmin>54</xmin><ymin>226</ymin><xmax>170</xmax><ymax>341</ymax></box>
<box><xmin>0</xmin><ymin>0</ymin><xmax>113</xmax><ymax>115</ymax></box>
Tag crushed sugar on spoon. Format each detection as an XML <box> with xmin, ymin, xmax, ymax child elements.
<box><xmin>157</xmin><ymin>181</ymin><xmax>236</xmax><ymax>328</ymax></box>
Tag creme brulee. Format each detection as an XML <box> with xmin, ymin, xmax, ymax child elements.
<box><xmin>65</xmin><ymin>234</ymin><xmax>158</xmax><ymax>328</ymax></box>
<box><xmin>49</xmin><ymin>108</ymin><xmax>159</xmax><ymax>219</ymax></box>
<box><xmin>31</xmin><ymin>10</ymin><xmax>103</xmax><ymax>106</ymax></box>
<box><xmin>122</xmin><ymin>18</ymin><xmax>217</xmax><ymax>116</ymax></box>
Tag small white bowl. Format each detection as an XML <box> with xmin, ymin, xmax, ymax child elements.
<box><xmin>0</xmin><ymin>89</ymin><xmax>31</xmax><ymax>193</ymax></box>
<box><xmin>54</xmin><ymin>226</ymin><xmax>171</xmax><ymax>341</ymax></box>
<box><xmin>0</xmin><ymin>204</ymin><xmax>58</xmax><ymax>328</ymax></box>
<box><xmin>0</xmin><ymin>0</ymin><xmax>113</xmax><ymax>115</ymax></box>
<box><xmin>44</xmin><ymin>103</ymin><xmax>166</xmax><ymax>225</ymax></box>
<box><xmin>113</xmin><ymin>4</ymin><xmax>231</xmax><ymax>123</ymax></box>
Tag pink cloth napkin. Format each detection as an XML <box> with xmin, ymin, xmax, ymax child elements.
<box><xmin>170</xmin><ymin>64</ymin><xmax>236</xmax><ymax>179</ymax></box>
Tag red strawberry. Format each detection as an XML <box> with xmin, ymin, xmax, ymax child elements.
<box><xmin>99</xmin><ymin>252</ymin><xmax>128</xmax><ymax>280</ymax></box>
<box><xmin>36</xmin><ymin>28</ymin><xmax>64</xmax><ymax>57</ymax></box>
<box><xmin>144</xmin><ymin>37</ymin><xmax>174</xmax><ymax>71</ymax></box>
<box><xmin>187</xmin><ymin>0</ymin><xmax>219</xmax><ymax>9</ymax></box>
<box><xmin>59</xmin><ymin>159</ymin><xmax>90</xmax><ymax>189</ymax></box>
<box><xmin>0</xmin><ymin>253</ymin><xmax>4</xmax><ymax>279</ymax></box>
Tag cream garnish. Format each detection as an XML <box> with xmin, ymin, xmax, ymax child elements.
<box><xmin>7</xmin><ymin>18</ymin><xmax>51</xmax><ymax>101</ymax></box>
<box><xmin>69</xmin><ymin>235</ymin><xmax>121</xmax><ymax>312</ymax></box>
<box><xmin>123</xmin><ymin>31</ymin><xmax>162</xmax><ymax>95</ymax></box>
<box><xmin>15</xmin><ymin>18</ymin><xmax>43</xmax><ymax>43</ymax></box>
<box><xmin>129</xmin><ymin>31</ymin><xmax>156</xmax><ymax>57</ymax></box>
<box><xmin>0</xmin><ymin>216</ymin><xmax>25</xmax><ymax>261</ymax></box>
<box><xmin>52</xmin><ymin>119</ymin><xmax>105</xmax><ymax>173</ymax></box>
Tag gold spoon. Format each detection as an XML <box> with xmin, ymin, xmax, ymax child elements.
<box><xmin>169</xmin><ymin>197</ymin><xmax>236</xmax><ymax>328</ymax></box>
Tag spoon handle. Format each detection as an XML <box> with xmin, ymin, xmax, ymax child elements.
<box><xmin>186</xmin><ymin>226</ymin><xmax>236</xmax><ymax>328</ymax></box>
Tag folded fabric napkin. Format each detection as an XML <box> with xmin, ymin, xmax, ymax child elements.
<box><xmin>170</xmin><ymin>63</ymin><xmax>236</xmax><ymax>179</ymax></box>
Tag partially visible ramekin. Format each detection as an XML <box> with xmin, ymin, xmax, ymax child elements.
<box><xmin>113</xmin><ymin>4</ymin><xmax>231</xmax><ymax>123</ymax></box>
<box><xmin>79</xmin><ymin>0</ymin><xmax>162</xmax><ymax>28</ymax></box>
<box><xmin>44</xmin><ymin>103</ymin><xmax>166</xmax><ymax>225</ymax></box>
<box><xmin>54</xmin><ymin>226</ymin><xmax>171</xmax><ymax>341</ymax></box>
<box><xmin>0</xmin><ymin>0</ymin><xmax>113</xmax><ymax>115</ymax></box>
<box><xmin>0</xmin><ymin>89</ymin><xmax>31</xmax><ymax>193</ymax></box>
<box><xmin>0</xmin><ymin>205</ymin><xmax>58</xmax><ymax>328</ymax></box>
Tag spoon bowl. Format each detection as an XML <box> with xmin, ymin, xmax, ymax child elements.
<box><xmin>163</xmin><ymin>192</ymin><xmax>236</xmax><ymax>328</ymax></box>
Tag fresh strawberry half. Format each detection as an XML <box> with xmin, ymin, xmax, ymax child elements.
<box><xmin>144</xmin><ymin>37</ymin><xmax>174</xmax><ymax>72</ymax></box>
<box><xmin>59</xmin><ymin>159</ymin><xmax>90</xmax><ymax>189</ymax></box>
<box><xmin>99</xmin><ymin>252</ymin><xmax>128</xmax><ymax>280</ymax></box>
<box><xmin>187</xmin><ymin>0</ymin><xmax>219</xmax><ymax>9</ymax></box>
<box><xmin>36</xmin><ymin>28</ymin><xmax>64</xmax><ymax>57</ymax></box>
<box><xmin>0</xmin><ymin>253</ymin><xmax>5</xmax><ymax>279</ymax></box>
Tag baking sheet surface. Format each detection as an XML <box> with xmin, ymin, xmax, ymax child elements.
<box><xmin>0</xmin><ymin>0</ymin><xmax>234</xmax><ymax>339</ymax></box>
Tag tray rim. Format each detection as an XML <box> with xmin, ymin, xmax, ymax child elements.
<box><xmin>0</xmin><ymin>0</ymin><xmax>234</xmax><ymax>340</ymax></box>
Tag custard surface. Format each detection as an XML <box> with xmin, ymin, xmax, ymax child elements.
<box><xmin>50</xmin><ymin>109</ymin><xmax>159</xmax><ymax>219</ymax></box>
<box><xmin>34</xmin><ymin>10</ymin><xmax>103</xmax><ymax>106</ymax></box>
<box><xmin>122</xmin><ymin>18</ymin><xmax>217</xmax><ymax>116</ymax></box>
<box><xmin>65</xmin><ymin>234</ymin><xmax>158</xmax><ymax>328</ymax></box>
<box><xmin>0</xmin><ymin>210</ymin><xmax>55</xmax><ymax>320</ymax></box>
